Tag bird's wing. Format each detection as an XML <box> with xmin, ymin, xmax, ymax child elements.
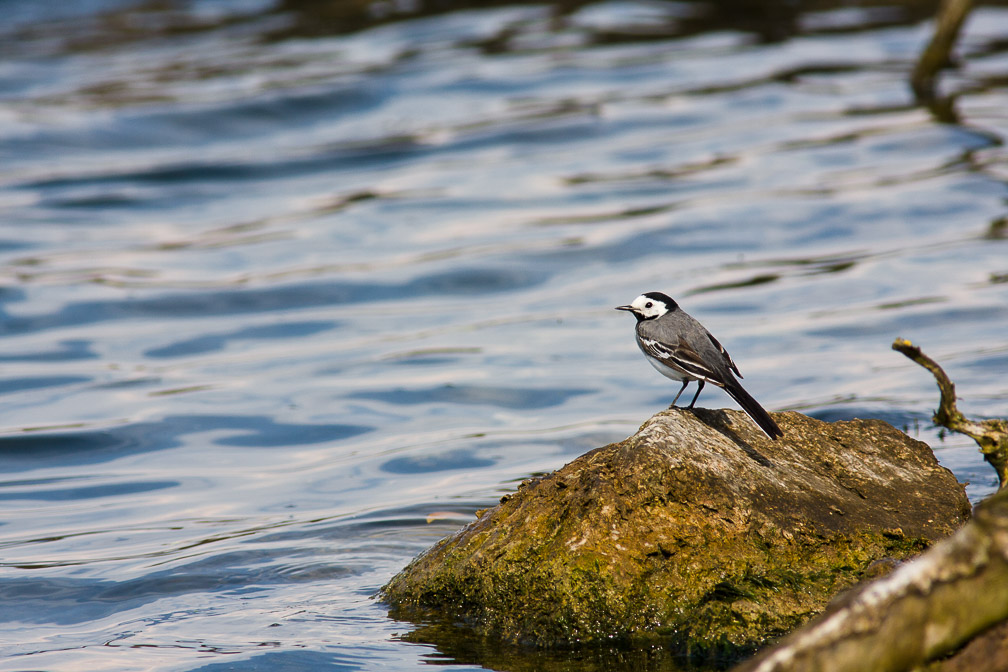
<box><xmin>639</xmin><ymin>336</ymin><xmax>724</xmax><ymax>386</ymax></box>
<box><xmin>705</xmin><ymin>331</ymin><xmax>742</xmax><ymax>378</ymax></box>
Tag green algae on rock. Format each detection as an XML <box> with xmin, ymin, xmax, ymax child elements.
<box><xmin>381</xmin><ymin>408</ymin><xmax>970</xmax><ymax>661</ymax></box>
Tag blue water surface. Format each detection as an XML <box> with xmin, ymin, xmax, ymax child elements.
<box><xmin>1</xmin><ymin>0</ymin><xmax>1007</xmax><ymax>670</ymax></box>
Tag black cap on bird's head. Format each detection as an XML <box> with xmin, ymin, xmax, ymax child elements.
<box><xmin>615</xmin><ymin>292</ymin><xmax>678</xmax><ymax>321</ymax></box>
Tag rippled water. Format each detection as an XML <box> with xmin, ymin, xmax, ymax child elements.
<box><xmin>2</xmin><ymin>0</ymin><xmax>1008</xmax><ymax>670</ymax></box>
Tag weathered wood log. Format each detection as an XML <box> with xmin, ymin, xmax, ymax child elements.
<box><xmin>734</xmin><ymin>486</ymin><xmax>1008</xmax><ymax>672</ymax></box>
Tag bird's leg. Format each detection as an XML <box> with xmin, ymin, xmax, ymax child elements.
<box><xmin>671</xmin><ymin>380</ymin><xmax>689</xmax><ymax>407</ymax></box>
<box><xmin>687</xmin><ymin>380</ymin><xmax>705</xmax><ymax>409</ymax></box>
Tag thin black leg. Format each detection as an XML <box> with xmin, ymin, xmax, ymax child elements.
<box><xmin>671</xmin><ymin>380</ymin><xmax>689</xmax><ymax>406</ymax></box>
<box><xmin>687</xmin><ymin>380</ymin><xmax>705</xmax><ymax>409</ymax></box>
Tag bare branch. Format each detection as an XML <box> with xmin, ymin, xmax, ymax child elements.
<box><xmin>893</xmin><ymin>338</ymin><xmax>1008</xmax><ymax>489</ymax></box>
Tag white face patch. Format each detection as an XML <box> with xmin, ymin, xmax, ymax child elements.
<box><xmin>630</xmin><ymin>294</ymin><xmax>669</xmax><ymax>318</ymax></box>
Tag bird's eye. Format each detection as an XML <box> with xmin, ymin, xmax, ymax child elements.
<box><xmin>645</xmin><ymin>302</ymin><xmax>653</xmax><ymax>309</ymax></box>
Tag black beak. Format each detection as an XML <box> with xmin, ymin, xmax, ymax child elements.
<box><xmin>615</xmin><ymin>305</ymin><xmax>634</xmax><ymax>312</ymax></box>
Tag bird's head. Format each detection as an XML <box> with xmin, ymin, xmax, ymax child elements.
<box><xmin>615</xmin><ymin>292</ymin><xmax>677</xmax><ymax>321</ymax></box>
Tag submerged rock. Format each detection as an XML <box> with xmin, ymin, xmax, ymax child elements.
<box><xmin>381</xmin><ymin>408</ymin><xmax>970</xmax><ymax>662</ymax></box>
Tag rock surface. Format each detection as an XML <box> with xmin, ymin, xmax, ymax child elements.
<box><xmin>381</xmin><ymin>408</ymin><xmax>970</xmax><ymax>661</ymax></box>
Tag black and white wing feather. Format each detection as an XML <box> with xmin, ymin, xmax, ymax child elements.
<box><xmin>638</xmin><ymin>336</ymin><xmax>725</xmax><ymax>386</ymax></box>
<box><xmin>705</xmin><ymin>331</ymin><xmax>741</xmax><ymax>378</ymax></box>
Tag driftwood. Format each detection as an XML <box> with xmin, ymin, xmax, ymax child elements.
<box><xmin>892</xmin><ymin>337</ymin><xmax>1008</xmax><ymax>489</ymax></box>
<box><xmin>733</xmin><ymin>487</ymin><xmax>1008</xmax><ymax>672</ymax></box>
<box><xmin>910</xmin><ymin>0</ymin><xmax>973</xmax><ymax>102</ymax></box>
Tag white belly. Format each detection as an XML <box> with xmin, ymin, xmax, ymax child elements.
<box><xmin>644</xmin><ymin>353</ymin><xmax>695</xmax><ymax>383</ymax></box>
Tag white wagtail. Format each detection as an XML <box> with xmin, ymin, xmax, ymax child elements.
<box><xmin>616</xmin><ymin>292</ymin><xmax>783</xmax><ymax>439</ymax></box>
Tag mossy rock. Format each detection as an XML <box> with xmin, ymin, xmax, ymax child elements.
<box><xmin>381</xmin><ymin>408</ymin><xmax>970</xmax><ymax>662</ymax></box>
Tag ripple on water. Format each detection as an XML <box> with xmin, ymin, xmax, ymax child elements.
<box><xmin>0</xmin><ymin>267</ymin><xmax>549</xmax><ymax>336</ymax></box>
<box><xmin>0</xmin><ymin>416</ymin><xmax>372</xmax><ymax>468</ymax></box>
<box><xmin>351</xmin><ymin>384</ymin><xmax>593</xmax><ymax>410</ymax></box>
<box><xmin>144</xmin><ymin>320</ymin><xmax>336</xmax><ymax>358</ymax></box>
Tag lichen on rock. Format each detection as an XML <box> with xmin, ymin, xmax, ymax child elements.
<box><xmin>381</xmin><ymin>408</ymin><xmax>970</xmax><ymax>662</ymax></box>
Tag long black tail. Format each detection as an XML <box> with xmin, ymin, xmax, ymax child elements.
<box><xmin>723</xmin><ymin>380</ymin><xmax>783</xmax><ymax>440</ymax></box>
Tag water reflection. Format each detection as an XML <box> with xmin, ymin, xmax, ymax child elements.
<box><xmin>398</xmin><ymin>619</ymin><xmax>722</xmax><ymax>672</ymax></box>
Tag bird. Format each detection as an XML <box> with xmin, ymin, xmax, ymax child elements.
<box><xmin>616</xmin><ymin>291</ymin><xmax>783</xmax><ymax>439</ymax></box>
